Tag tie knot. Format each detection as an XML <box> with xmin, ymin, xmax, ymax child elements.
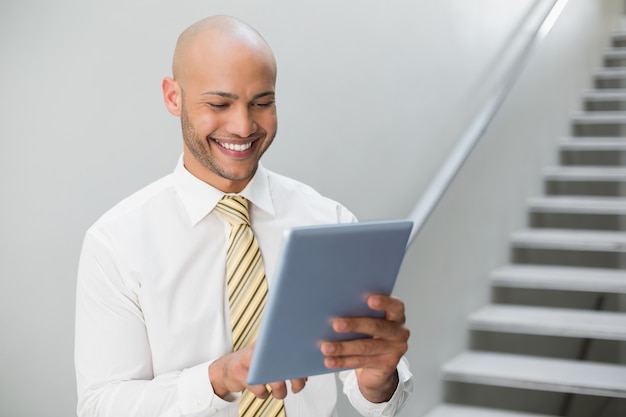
<box><xmin>215</xmin><ymin>195</ymin><xmax>250</xmax><ymax>226</ymax></box>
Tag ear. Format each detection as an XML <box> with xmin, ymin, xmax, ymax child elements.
<box><xmin>162</xmin><ymin>77</ymin><xmax>182</xmax><ymax>116</ymax></box>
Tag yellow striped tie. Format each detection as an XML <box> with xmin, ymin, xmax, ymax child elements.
<box><xmin>215</xmin><ymin>196</ymin><xmax>286</xmax><ymax>417</ymax></box>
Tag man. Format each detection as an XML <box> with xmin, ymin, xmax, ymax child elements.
<box><xmin>75</xmin><ymin>15</ymin><xmax>412</xmax><ymax>417</ymax></box>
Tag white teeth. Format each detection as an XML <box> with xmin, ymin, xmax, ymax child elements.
<box><xmin>216</xmin><ymin>140</ymin><xmax>253</xmax><ymax>152</ymax></box>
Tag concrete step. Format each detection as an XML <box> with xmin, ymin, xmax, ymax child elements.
<box><xmin>604</xmin><ymin>47</ymin><xmax>626</xmax><ymax>61</ymax></box>
<box><xmin>571</xmin><ymin>111</ymin><xmax>626</xmax><ymax>125</ymax></box>
<box><xmin>594</xmin><ymin>68</ymin><xmax>626</xmax><ymax>89</ymax></box>
<box><xmin>603</xmin><ymin>48</ymin><xmax>626</xmax><ymax>68</ymax></box>
<box><xmin>543</xmin><ymin>166</ymin><xmax>626</xmax><ymax>182</ymax></box>
<box><xmin>563</xmin><ymin>135</ymin><xmax>626</xmax><ymax>140</ymax></box>
<box><xmin>595</xmin><ymin>68</ymin><xmax>626</xmax><ymax>81</ymax></box>
<box><xmin>557</xmin><ymin>140</ymin><xmax>626</xmax><ymax>167</ymax></box>
<box><xmin>558</xmin><ymin>137</ymin><xmax>626</xmax><ymax>151</ymax></box>
<box><xmin>423</xmin><ymin>404</ymin><xmax>556</xmax><ymax>417</ymax></box>
<box><xmin>528</xmin><ymin>195</ymin><xmax>626</xmax><ymax>228</ymax></box>
<box><xmin>528</xmin><ymin>195</ymin><xmax>626</xmax><ymax>214</ymax></box>
<box><xmin>558</xmin><ymin>137</ymin><xmax>626</xmax><ymax>153</ymax></box>
<box><xmin>469</xmin><ymin>304</ymin><xmax>626</xmax><ymax>341</ymax></box>
<box><xmin>491</xmin><ymin>265</ymin><xmax>626</xmax><ymax>294</ymax></box>
<box><xmin>612</xmin><ymin>30</ymin><xmax>626</xmax><ymax>44</ymax></box>
<box><xmin>582</xmin><ymin>90</ymin><xmax>626</xmax><ymax>111</ymax></box>
<box><xmin>572</xmin><ymin>111</ymin><xmax>626</xmax><ymax>133</ymax></box>
<box><xmin>510</xmin><ymin>228</ymin><xmax>626</xmax><ymax>252</ymax></box>
<box><xmin>582</xmin><ymin>89</ymin><xmax>626</xmax><ymax>101</ymax></box>
<box><xmin>443</xmin><ymin>351</ymin><xmax>626</xmax><ymax>398</ymax></box>
<box><xmin>559</xmin><ymin>136</ymin><xmax>626</xmax><ymax>148</ymax></box>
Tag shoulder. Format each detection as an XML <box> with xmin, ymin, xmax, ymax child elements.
<box><xmin>87</xmin><ymin>174</ymin><xmax>176</xmax><ymax>236</ymax></box>
<box><xmin>264</xmin><ymin>168</ymin><xmax>357</xmax><ymax>224</ymax></box>
<box><xmin>265</xmin><ymin>169</ymin><xmax>323</xmax><ymax>198</ymax></box>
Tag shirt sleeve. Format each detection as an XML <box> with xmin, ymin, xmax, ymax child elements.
<box><xmin>338</xmin><ymin>357</ymin><xmax>413</xmax><ymax>417</ymax></box>
<box><xmin>74</xmin><ymin>231</ymin><xmax>232</xmax><ymax>417</ymax></box>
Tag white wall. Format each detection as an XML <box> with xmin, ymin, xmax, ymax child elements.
<box><xmin>1</xmin><ymin>1</ymin><xmax>615</xmax><ymax>416</ymax></box>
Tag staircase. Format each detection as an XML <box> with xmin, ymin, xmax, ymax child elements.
<box><xmin>423</xmin><ymin>31</ymin><xmax>626</xmax><ymax>417</ymax></box>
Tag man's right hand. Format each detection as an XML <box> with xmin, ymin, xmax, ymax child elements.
<box><xmin>208</xmin><ymin>345</ymin><xmax>307</xmax><ymax>400</ymax></box>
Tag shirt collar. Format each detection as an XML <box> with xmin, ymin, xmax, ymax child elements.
<box><xmin>173</xmin><ymin>155</ymin><xmax>276</xmax><ymax>226</ymax></box>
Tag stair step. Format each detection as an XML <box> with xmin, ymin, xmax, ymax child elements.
<box><xmin>511</xmin><ymin>228</ymin><xmax>626</xmax><ymax>252</ymax></box>
<box><xmin>559</xmin><ymin>138</ymin><xmax>626</xmax><ymax>151</ymax></box>
<box><xmin>572</xmin><ymin>111</ymin><xmax>626</xmax><ymax>124</ymax></box>
<box><xmin>443</xmin><ymin>352</ymin><xmax>626</xmax><ymax>398</ymax></box>
<box><xmin>595</xmin><ymin>68</ymin><xmax>626</xmax><ymax>80</ymax></box>
<box><xmin>612</xmin><ymin>30</ymin><xmax>626</xmax><ymax>42</ymax></box>
<box><xmin>604</xmin><ymin>47</ymin><xmax>626</xmax><ymax>60</ymax></box>
<box><xmin>543</xmin><ymin>166</ymin><xmax>626</xmax><ymax>181</ymax></box>
<box><xmin>469</xmin><ymin>305</ymin><xmax>626</xmax><ymax>341</ymax></box>
<box><xmin>423</xmin><ymin>404</ymin><xmax>556</xmax><ymax>417</ymax></box>
<box><xmin>492</xmin><ymin>265</ymin><xmax>626</xmax><ymax>294</ymax></box>
<box><xmin>528</xmin><ymin>196</ymin><xmax>626</xmax><ymax>214</ymax></box>
<box><xmin>561</xmin><ymin>135</ymin><xmax>626</xmax><ymax>142</ymax></box>
<box><xmin>583</xmin><ymin>89</ymin><xmax>626</xmax><ymax>101</ymax></box>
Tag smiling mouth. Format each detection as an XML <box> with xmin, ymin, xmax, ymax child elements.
<box><xmin>213</xmin><ymin>138</ymin><xmax>254</xmax><ymax>152</ymax></box>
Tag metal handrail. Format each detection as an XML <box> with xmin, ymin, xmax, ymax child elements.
<box><xmin>407</xmin><ymin>0</ymin><xmax>569</xmax><ymax>244</ymax></box>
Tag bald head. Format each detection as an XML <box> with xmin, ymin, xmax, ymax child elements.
<box><xmin>172</xmin><ymin>15</ymin><xmax>276</xmax><ymax>85</ymax></box>
<box><xmin>161</xmin><ymin>15</ymin><xmax>279</xmax><ymax>192</ymax></box>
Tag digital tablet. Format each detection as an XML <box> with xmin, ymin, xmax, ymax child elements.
<box><xmin>246</xmin><ymin>220</ymin><xmax>413</xmax><ymax>385</ymax></box>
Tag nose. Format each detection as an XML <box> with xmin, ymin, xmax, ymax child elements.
<box><xmin>225</xmin><ymin>105</ymin><xmax>257</xmax><ymax>138</ymax></box>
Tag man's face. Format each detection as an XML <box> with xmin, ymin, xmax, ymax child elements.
<box><xmin>176</xmin><ymin>42</ymin><xmax>277</xmax><ymax>193</ymax></box>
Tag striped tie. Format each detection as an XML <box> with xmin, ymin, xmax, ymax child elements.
<box><xmin>215</xmin><ymin>196</ymin><xmax>286</xmax><ymax>417</ymax></box>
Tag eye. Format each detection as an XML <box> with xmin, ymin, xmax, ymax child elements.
<box><xmin>208</xmin><ymin>103</ymin><xmax>229</xmax><ymax>110</ymax></box>
<box><xmin>252</xmin><ymin>100</ymin><xmax>275</xmax><ymax>109</ymax></box>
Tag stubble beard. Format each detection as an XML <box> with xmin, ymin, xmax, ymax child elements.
<box><xmin>180</xmin><ymin>106</ymin><xmax>261</xmax><ymax>184</ymax></box>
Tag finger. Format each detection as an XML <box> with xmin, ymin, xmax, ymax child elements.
<box><xmin>290</xmin><ymin>378</ymin><xmax>307</xmax><ymax>394</ymax></box>
<box><xmin>368</xmin><ymin>295</ymin><xmax>406</xmax><ymax>324</ymax></box>
<box><xmin>247</xmin><ymin>384</ymin><xmax>270</xmax><ymax>400</ymax></box>
<box><xmin>324</xmin><ymin>352</ymin><xmax>401</xmax><ymax>372</ymax></box>
<box><xmin>267</xmin><ymin>382</ymin><xmax>288</xmax><ymax>400</ymax></box>
<box><xmin>332</xmin><ymin>316</ymin><xmax>409</xmax><ymax>341</ymax></box>
<box><xmin>321</xmin><ymin>338</ymin><xmax>398</xmax><ymax>358</ymax></box>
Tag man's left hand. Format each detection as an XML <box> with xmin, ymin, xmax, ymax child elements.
<box><xmin>320</xmin><ymin>294</ymin><xmax>409</xmax><ymax>403</ymax></box>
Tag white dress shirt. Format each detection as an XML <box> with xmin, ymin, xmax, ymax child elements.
<box><xmin>75</xmin><ymin>157</ymin><xmax>413</xmax><ymax>417</ymax></box>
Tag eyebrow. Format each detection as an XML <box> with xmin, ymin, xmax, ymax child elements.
<box><xmin>200</xmin><ymin>91</ymin><xmax>275</xmax><ymax>100</ymax></box>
